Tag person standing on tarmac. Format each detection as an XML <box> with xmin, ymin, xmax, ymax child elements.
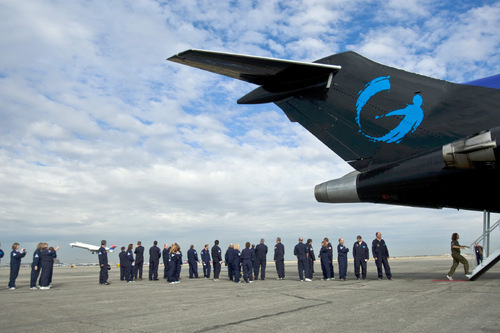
<box><xmin>125</xmin><ymin>244</ymin><xmax>135</xmax><ymax>282</ymax></box>
<box><xmin>324</xmin><ymin>237</ymin><xmax>334</xmax><ymax>279</ymax></box>
<box><xmin>241</xmin><ymin>242</ymin><xmax>255</xmax><ymax>283</ymax></box>
<box><xmin>306</xmin><ymin>239</ymin><xmax>315</xmax><ymax>280</ymax></box>
<box><xmin>119</xmin><ymin>246</ymin><xmax>127</xmax><ymax>281</ymax></box>
<box><xmin>447</xmin><ymin>233</ymin><xmax>470</xmax><ymax>281</ymax></box>
<box><xmin>294</xmin><ymin>237</ymin><xmax>310</xmax><ymax>282</ymax></box>
<box><xmin>353</xmin><ymin>235</ymin><xmax>369</xmax><ymax>280</ymax></box>
<box><xmin>98</xmin><ymin>240</ymin><xmax>110</xmax><ymax>285</ymax></box>
<box><xmin>232</xmin><ymin>243</ymin><xmax>242</xmax><ymax>283</ymax></box>
<box><xmin>149</xmin><ymin>240</ymin><xmax>161</xmax><ymax>281</ymax></box>
<box><xmin>225</xmin><ymin>243</ymin><xmax>235</xmax><ymax>281</ymax></box>
<box><xmin>187</xmin><ymin>245</ymin><xmax>199</xmax><ymax>279</ymax></box>
<box><xmin>9</xmin><ymin>243</ymin><xmax>27</xmax><ymax>290</ymax></box>
<box><xmin>254</xmin><ymin>239</ymin><xmax>268</xmax><ymax>280</ymax></box>
<box><xmin>319</xmin><ymin>241</ymin><xmax>331</xmax><ymax>280</ymax></box>
<box><xmin>201</xmin><ymin>244</ymin><xmax>211</xmax><ymax>278</ymax></box>
<box><xmin>274</xmin><ymin>237</ymin><xmax>285</xmax><ymax>280</ymax></box>
<box><xmin>30</xmin><ymin>242</ymin><xmax>43</xmax><ymax>290</ymax></box>
<box><xmin>134</xmin><ymin>241</ymin><xmax>145</xmax><ymax>281</ymax></box>
<box><xmin>162</xmin><ymin>244</ymin><xmax>170</xmax><ymax>279</ymax></box>
<box><xmin>337</xmin><ymin>238</ymin><xmax>349</xmax><ymax>281</ymax></box>
<box><xmin>168</xmin><ymin>243</ymin><xmax>181</xmax><ymax>284</ymax></box>
<box><xmin>372</xmin><ymin>232</ymin><xmax>393</xmax><ymax>280</ymax></box>
<box><xmin>211</xmin><ymin>240</ymin><xmax>222</xmax><ymax>281</ymax></box>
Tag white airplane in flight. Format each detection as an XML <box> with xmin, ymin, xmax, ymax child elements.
<box><xmin>69</xmin><ymin>242</ymin><xmax>117</xmax><ymax>254</ymax></box>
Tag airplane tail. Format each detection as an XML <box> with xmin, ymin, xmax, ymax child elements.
<box><xmin>169</xmin><ymin>50</ymin><xmax>500</xmax><ymax>171</ymax></box>
<box><xmin>109</xmin><ymin>245</ymin><xmax>117</xmax><ymax>252</ymax></box>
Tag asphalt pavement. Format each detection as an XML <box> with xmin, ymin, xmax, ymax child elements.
<box><xmin>0</xmin><ymin>257</ymin><xmax>498</xmax><ymax>332</ymax></box>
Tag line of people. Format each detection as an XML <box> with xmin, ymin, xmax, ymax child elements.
<box><xmin>104</xmin><ymin>233</ymin><xmax>393</xmax><ymax>285</ymax></box>
<box><xmin>2</xmin><ymin>242</ymin><xmax>60</xmax><ymax>290</ymax></box>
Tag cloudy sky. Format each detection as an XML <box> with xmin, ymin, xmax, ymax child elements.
<box><xmin>1</xmin><ymin>0</ymin><xmax>499</xmax><ymax>264</ymax></box>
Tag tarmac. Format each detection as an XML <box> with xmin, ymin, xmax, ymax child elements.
<box><xmin>0</xmin><ymin>257</ymin><xmax>499</xmax><ymax>333</ymax></box>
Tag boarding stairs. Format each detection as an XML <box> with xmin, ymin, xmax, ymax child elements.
<box><xmin>466</xmin><ymin>213</ymin><xmax>500</xmax><ymax>281</ymax></box>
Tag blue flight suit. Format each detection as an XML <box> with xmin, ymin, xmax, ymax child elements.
<box><xmin>474</xmin><ymin>245</ymin><xmax>483</xmax><ymax>265</ymax></box>
<box><xmin>98</xmin><ymin>246</ymin><xmax>108</xmax><ymax>284</ymax></box>
<box><xmin>294</xmin><ymin>242</ymin><xmax>309</xmax><ymax>280</ymax></box>
<box><xmin>232</xmin><ymin>249</ymin><xmax>241</xmax><ymax>283</ymax></box>
<box><xmin>119</xmin><ymin>250</ymin><xmax>127</xmax><ymax>280</ymax></box>
<box><xmin>31</xmin><ymin>249</ymin><xmax>41</xmax><ymax>288</ymax></box>
<box><xmin>168</xmin><ymin>251</ymin><xmax>180</xmax><ymax>283</ymax></box>
<box><xmin>124</xmin><ymin>250</ymin><xmax>135</xmax><ymax>282</ymax></box>
<box><xmin>149</xmin><ymin>245</ymin><xmax>161</xmax><ymax>280</ymax></box>
<box><xmin>225</xmin><ymin>247</ymin><xmax>235</xmax><ymax>280</ymax></box>
<box><xmin>39</xmin><ymin>248</ymin><xmax>55</xmax><ymax>287</ymax></box>
<box><xmin>337</xmin><ymin>243</ymin><xmax>349</xmax><ymax>280</ymax></box>
<box><xmin>320</xmin><ymin>245</ymin><xmax>331</xmax><ymax>279</ymax></box>
<box><xmin>254</xmin><ymin>243</ymin><xmax>268</xmax><ymax>280</ymax></box>
<box><xmin>0</xmin><ymin>247</ymin><xmax>4</xmax><ymax>263</ymax></box>
<box><xmin>9</xmin><ymin>249</ymin><xmax>27</xmax><ymax>288</ymax></box>
<box><xmin>134</xmin><ymin>245</ymin><xmax>144</xmax><ymax>280</ymax></box>
<box><xmin>306</xmin><ymin>243</ymin><xmax>315</xmax><ymax>279</ymax></box>
<box><xmin>241</xmin><ymin>248</ymin><xmax>255</xmax><ymax>283</ymax></box>
<box><xmin>372</xmin><ymin>238</ymin><xmax>392</xmax><ymax>279</ymax></box>
<box><xmin>201</xmin><ymin>248</ymin><xmax>211</xmax><ymax>278</ymax></box>
<box><xmin>162</xmin><ymin>247</ymin><xmax>169</xmax><ymax>278</ymax></box>
<box><xmin>274</xmin><ymin>242</ymin><xmax>285</xmax><ymax>279</ymax></box>
<box><xmin>326</xmin><ymin>242</ymin><xmax>334</xmax><ymax>278</ymax></box>
<box><xmin>177</xmin><ymin>251</ymin><xmax>183</xmax><ymax>280</ymax></box>
<box><xmin>353</xmin><ymin>241</ymin><xmax>369</xmax><ymax>279</ymax></box>
<box><xmin>211</xmin><ymin>245</ymin><xmax>222</xmax><ymax>279</ymax></box>
<box><xmin>187</xmin><ymin>248</ymin><xmax>199</xmax><ymax>278</ymax></box>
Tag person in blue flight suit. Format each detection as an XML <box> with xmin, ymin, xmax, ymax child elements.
<box><xmin>211</xmin><ymin>240</ymin><xmax>222</xmax><ymax>281</ymax></box>
<box><xmin>39</xmin><ymin>243</ymin><xmax>56</xmax><ymax>290</ymax></box>
<box><xmin>47</xmin><ymin>246</ymin><xmax>58</xmax><ymax>286</ymax></box>
<box><xmin>8</xmin><ymin>243</ymin><xmax>27</xmax><ymax>290</ymax></box>
<box><xmin>162</xmin><ymin>243</ymin><xmax>170</xmax><ymax>279</ymax></box>
<box><xmin>306</xmin><ymin>239</ymin><xmax>315</xmax><ymax>280</ymax></box>
<box><xmin>98</xmin><ymin>240</ymin><xmax>110</xmax><ymax>285</ymax></box>
<box><xmin>0</xmin><ymin>242</ymin><xmax>4</xmax><ymax>264</ymax></box>
<box><xmin>134</xmin><ymin>241</ymin><xmax>145</xmax><ymax>281</ymax></box>
<box><xmin>201</xmin><ymin>244</ymin><xmax>211</xmax><ymax>278</ymax></box>
<box><xmin>225</xmin><ymin>243</ymin><xmax>235</xmax><ymax>281</ymax></box>
<box><xmin>274</xmin><ymin>237</ymin><xmax>285</xmax><ymax>280</ymax></box>
<box><xmin>254</xmin><ymin>239</ymin><xmax>268</xmax><ymax>280</ymax></box>
<box><xmin>177</xmin><ymin>247</ymin><xmax>183</xmax><ymax>281</ymax></box>
<box><xmin>187</xmin><ymin>245</ymin><xmax>199</xmax><ymax>278</ymax></box>
<box><xmin>149</xmin><ymin>240</ymin><xmax>161</xmax><ymax>281</ymax></box>
<box><xmin>119</xmin><ymin>246</ymin><xmax>127</xmax><ymax>281</ymax></box>
<box><xmin>241</xmin><ymin>242</ymin><xmax>255</xmax><ymax>283</ymax></box>
<box><xmin>324</xmin><ymin>237</ymin><xmax>334</xmax><ymax>279</ymax></box>
<box><xmin>232</xmin><ymin>243</ymin><xmax>242</xmax><ymax>283</ymax></box>
<box><xmin>0</xmin><ymin>243</ymin><xmax>4</xmax><ymax>264</ymax></box>
<box><xmin>474</xmin><ymin>243</ymin><xmax>483</xmax><ymax>266</ymax></box>
<box><xmin>294</xmin><ymin>237</ymin><xmax>310</xmax><ymax>282</ymax></box>
<box><xmin>337</xmin><ymin>238</ymin><xmax>349</xmax><ymax>281</ymax></box>
<box><xmin>168</xmin><ymin>243</ymin><xmax>181</xmax><ymax>284</ymax></box>
<box><xmin>30</xmin><ymin>242</ymin><xmax>43</xmax><ymax>289</ymax></box>
<box><xmin>353</xmin><ymin>235</ymin><xmax>369</xmax><ymax>280</ymax></box>
<box><xmin>124</xmin><ymin>243</ymin><xmax>135</xmax><ymax>282</ymax></box>
<box><xmin>319</xmin><ymin>241</ymin><xmax>332</xmax><ymax>280</ymax></box>
<box><xmin>372</xmin><ymin>232</ymin><xmax>393</xmax><ymax>280</ymax></box>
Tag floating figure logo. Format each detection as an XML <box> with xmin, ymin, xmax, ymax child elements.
<box><xmin>356</xmin><ymin>76</ymin><xmax>424</xmax><ymax>143</ymax></box>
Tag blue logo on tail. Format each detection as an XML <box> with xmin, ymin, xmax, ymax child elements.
<box><xmin>356</xmin><ymin>76</ymin><xmax>423</xmax><ymax>143</ymax></box>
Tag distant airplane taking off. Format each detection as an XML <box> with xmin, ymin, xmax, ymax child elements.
<box><xmin>69</xmin><ymin>242</ymin><xmax>117</xmax><ymax>254</ymax></box>
<box><xmin>169</xmin><ymin>50</ymin><xmax>500</xmax><ymax>213</ymax></box>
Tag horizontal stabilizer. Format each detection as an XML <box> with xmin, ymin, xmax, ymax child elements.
<box><xmin>168</xmin><ymin>50</ymin><xmax>341</xmax><ymax>103</ymax></box>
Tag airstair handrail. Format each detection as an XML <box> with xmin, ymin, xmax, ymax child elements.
<box><xmin>468</xmin><ymin>217</ymin><xmax>500</xmax><ymax>269</ymax></box>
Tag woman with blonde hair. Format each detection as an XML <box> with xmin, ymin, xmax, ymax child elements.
<box><xmin>232</xmin><ymin>243</ymin><xmax>242</xmax><ymax>283</ymax></box>
<box><xmin>168</xmin><ymin>243</ymin><xmax>181</xmax><ymax>284</ymax></box>
<box><xmin>30</xmin><ymin>242</ymin><xmax>44</xmax><ymax>290</ymax></box>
